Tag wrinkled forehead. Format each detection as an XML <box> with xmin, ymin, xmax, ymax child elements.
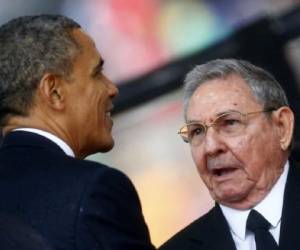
<box><xmin>186</xmin><ymin>75</ymin><xmax>262</xmax><ymax>122</ymax></box>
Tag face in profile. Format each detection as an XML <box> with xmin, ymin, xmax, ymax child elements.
<box><xmin>186</xmin><ymin>74</ymin><xmax>293</xmax><ymax>209</ymax></box>
<box><xmin>63</xmin><ymin>29</ymin><xmax>119</xmax><ymax>158</ymax></box>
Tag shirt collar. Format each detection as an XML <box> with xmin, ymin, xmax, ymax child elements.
<box><xmin>220</xmin><ymin>161</ymin><xmax>289</xmax><ymax>240</ymax></box>
<box><xmin>13</xmin><ymin>128</ymin><xmax>75</xmax><ymax>157</ymax></box>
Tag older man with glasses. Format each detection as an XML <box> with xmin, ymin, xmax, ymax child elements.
<box><xmin>160</xmin><ymin>59</ymin><xmax>297</xmax><ymax>250</ymax></box>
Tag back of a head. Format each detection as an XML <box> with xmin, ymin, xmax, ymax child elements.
<box><xmin>0</xmin><ymin>14</ymin><xmax>81</xmax><ymax>126</ymax></box>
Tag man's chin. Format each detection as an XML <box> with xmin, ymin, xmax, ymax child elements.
<box><xmin>101</xmin><ymin>143</ymin><xmax>114</xmax><ymax>153</ymax></box>
<box><xmin>84</xmin><ymin>136</ymin><xmax>114</xmax><ymax>156</ymax></box>
<box><xmin>212</xmin><ymin>187</ymin><xmax>247</xmax><ymax>203</ymax></box>
<box><xmin>98</xmin><ymin>137</ymin><xmax>114</xmax><ymax>153</ymax></box>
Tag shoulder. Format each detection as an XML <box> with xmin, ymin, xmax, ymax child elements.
<box><xmin>72</xmin><ymin>158</ymin><xmax>136</xmax><ymax>192</ymax></box>
<box><xmin>78</xmin><ymin>158</ymin><xmax>140</xmax><ymax>209</ymax></box>
<box><xmin>159</xmin><ymin>207</ymin><xmax>217</xmax><ymax>250</ymax></box>
<box><xmin>72</xmin><ymin>158</ymin><xmax>140</xmax><ymax>204</ymax></box>
<box><xmin>52</xmin><ymin>155</ymin><xmax>132</xmax><ymax>186</ymax></box>
<box><xmin>36</xmin><ymin>155</ymin><xmax>137</xmax><ymax>209</ymax></box>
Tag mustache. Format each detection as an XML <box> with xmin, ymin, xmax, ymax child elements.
<box><xmin>206</xmin><ymin>157</ymin><xmax>242</xmax><ymax>170</ymax></box>
<box><xmin>206</xmin><ymin>157</ymin><xmax>258</xmax><ymax>184</ymax></box>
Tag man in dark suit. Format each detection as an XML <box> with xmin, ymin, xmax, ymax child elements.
<box><xmin>0</xmin><ymin>15</ymin><xmax>155</xmax><ymax>250</ymax></box>
<box><xmin>159</xmin><ymin>59</ymin><xmax>297</xmax><ymax>250</ymax></box>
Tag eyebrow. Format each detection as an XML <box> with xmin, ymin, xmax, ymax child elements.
<box><xmin>91</xmin><ymin>58</ymin><xmax>104</xmax><ymax>77</ymax></box>
<box><xmin>215</xmin><ymin>109</ymin><xmax>238</xmax><ymax>117</ymax></box>
<box><xmin>186</xmin><ymin>119</ymin><xmax>200</xmax><ymax>124</ymax></box>
<box><xmin>186</xmin><ymin>109</ymin><xmax>240</xmax><ymax>123</ymax></box>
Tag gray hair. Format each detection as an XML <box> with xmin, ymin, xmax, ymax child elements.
<box><xmin>0</xmin><ymin>14</ymin><xmax>81</xmax><ymax>125</ymax></box>
<box><xmin>183</xmin><ymin>59</ymin><xmax>289</xmax><ymax>119</ymax></box>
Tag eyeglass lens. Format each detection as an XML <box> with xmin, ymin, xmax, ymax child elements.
<box><xmin>181</xmin><ymin>111</ymin><xmax>247</xmax><ymax>145</ymax></box>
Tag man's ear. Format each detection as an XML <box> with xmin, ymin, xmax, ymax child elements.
<box><xmin>272</xmin><ymin>106</ymin><xmax>294</xmax><ymax>151</ymax></box>
<box><xmin>38</xmin><ymin>73</ymin><xmax>65</xmax><ymax>110</ymax></box>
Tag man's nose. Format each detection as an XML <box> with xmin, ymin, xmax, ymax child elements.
<box><xmin>202</xmin><ymin>127</ymin><xmax>226</xmax><ymax>156</ymax></box>
<box><xmin>104</xmin><ymin>76</ymin><xmax>119</xmax><ymax>97</ymax></box>
<box><xmin>109</xmin><ymin>82</ymin><xmax>119</xmax><ymax>98</ymax></box>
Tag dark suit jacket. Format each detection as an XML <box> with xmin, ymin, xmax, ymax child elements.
<box><xmin>0</xmin><ymin>213</ymin><xmax>54</xmax><ymax>250</ymax></box>
<box><xmin>0</xmin><ymin>131</ymin><xmax>155</xmax><ymax>250</ymax></box>
<box><xmin>159</xmin><ymin>163</ymin><xmax>300</xmax><ymax>250</ymax></box>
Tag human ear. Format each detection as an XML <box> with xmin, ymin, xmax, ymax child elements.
<box><xmin>272</xmin><ymin>106</ymin><xmax>294</xmax><ymax>151</ymax></box>
<box><xmin>38</xmin><ymin>73</ymin><xmax>65</xmax><ymax>110</ymax></box>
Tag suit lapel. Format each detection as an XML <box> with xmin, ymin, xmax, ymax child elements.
<box><xmin>187</xmin><ymin>205</ymin><xmax>237</xmax><ymax>250</ymax></box>
<box><xmin>279</xmin><ymin>163</ymin><xmax>300</xmax><ymax>250</ymax></box>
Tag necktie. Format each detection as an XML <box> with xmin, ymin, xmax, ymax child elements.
<box><xmin>246</xmin><ymin>210</ymin><xmax>278</xmax><ymax>250</ymax></box>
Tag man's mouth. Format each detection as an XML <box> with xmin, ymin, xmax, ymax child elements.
<box><xmin>211</xmin><ymin>167</ymin><xmax>237</xmax><ymax>177</ymax></box>
<box><xmin>106</xmin><ymin>104</ymin><xmax>114</xmax><ymax>117</ymax></box>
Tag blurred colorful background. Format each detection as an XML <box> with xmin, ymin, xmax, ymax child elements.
<box><xmin>1</xmin><ymin>0</ymin><xmax>300</xmax><ymax>246</ymax></box>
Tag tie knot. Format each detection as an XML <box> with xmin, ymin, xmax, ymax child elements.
<box><xmin>246</xmin><ymin>210</ymin><xmax>271</xmax><ymax>232</ymax></box>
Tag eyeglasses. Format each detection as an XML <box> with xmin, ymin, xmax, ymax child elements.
<box><xmin>178</xmin><ymin>109</ymin><xmax>275</xmax><ymax>146</ymax></box>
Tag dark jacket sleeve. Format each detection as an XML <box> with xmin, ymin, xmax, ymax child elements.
<box><xmin>76</xmin><ymin>166</ymin><xmax>156</xmax><ymax>250</ymax></box>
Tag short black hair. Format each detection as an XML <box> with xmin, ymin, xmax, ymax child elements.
<box><xmin>0</xmin><ymin>14</ymin><xmax>81</xmax><ymax>125</ymax></box>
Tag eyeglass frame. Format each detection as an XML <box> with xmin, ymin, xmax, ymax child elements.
<box><xmin>178</xmin><ymin>109</ymin><xmax>276</xmax><ymax>145</ymax></box>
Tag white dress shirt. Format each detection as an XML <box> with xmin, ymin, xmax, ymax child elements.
<box><xmin>13</xmin><ymin>128</ymin><xmax>75</xmax><ymax>157</ymax></box>
<box><xmin>220</xmin><ymin>161</ymin><xmax>289</xmax><ymax>250</ymax></box>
